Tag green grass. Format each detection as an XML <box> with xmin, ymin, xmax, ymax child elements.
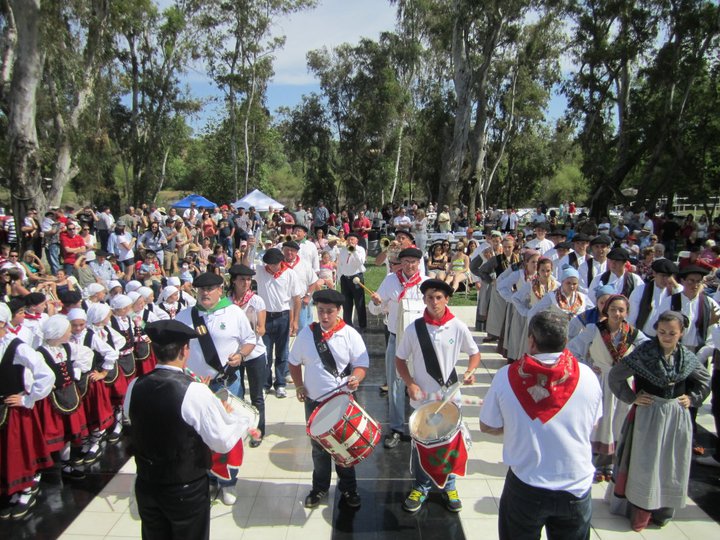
<box><xmin>362</xmin><ymin>257</ymin><xmax>477</xmax><ymax>307</ymax></box>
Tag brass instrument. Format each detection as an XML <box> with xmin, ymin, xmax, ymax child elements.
<box><xmin>348</xmin><ymin>245</ymin><xmax>356</xmax><ymax>253</ymax></box>
<box><xmin>380</xmin><ymin>237</ymin><xmax>391</xmax><ymax>251</ymax></box>
<box><xmin>387</xmin><ymin>240</ymin><xmax>402</xmax><ymax>265</ymax></box>
<box><xmin>336</xmin><ymin>239</ymin><xmax>348</xmax><ymax>247</ymax></box>
<box><xmin>284</xmin><ymin>234</ymin><xmax>294</xmax><ymax>242</ymax></box>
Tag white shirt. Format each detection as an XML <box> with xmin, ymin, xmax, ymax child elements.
<box><xmin>652</xmin><ymin>293</ymin><xmax>720</xmax><ymax>348</ymax></box>
<box><xmin>554</xmin><ymin>252</ymin><xmax>586</xmax><ymax>278</ymax></box>
<box><xmin>528</xmin><ymin>289</ymin><xmax>593</xmax><ymax>320</ymax></box>
<box><xmin>0</xmin><ymin>335</ymin><xmax>54</xmax><ymax>408</ymax></box>
<box><xmin>234</xmin><ymin>293</ymin><xmax>267</xmax><ymax>361</ymax></box>
<box><xmin>336</xmin><ymin>246</ymin><xmax>367</xmax><ymax>277</ymax></box>
<box><xmin>254</xmin><ymin>265</ymin><xmax>303</xmax><ymax>312</ymax></box>
<box><xmin>108</xmin><ymin>231</ymin><xmax>134</xmax><ymax>261</ymax></box>
<box><xmin>627</xmin><ymin>282</ymin><xmax>683</xmax><ymax>336</ymax></box>
<box><xmin>175</xmin><ymin>303</ymin><xmax>256</xmax><ymax>379</ymax></box>
<box><xmin>287</xmin><ymin>257</ymin><xmax>320</xmax><ymax>294</ymax></box>
<box><xmin>298</xmin><ymin>239</ymin><xmax>320</xmax><ymax>272</ymax></box>
<box><xmin>479</xmin><ymin>355</ymin><xmax>602</xmax><ymax>496</ymax></box>
<box><xmin>525</xmin><ymin>237</ymin><xmax>554</xmax><ymax>255</ymax></box>
<box><xmin>124</xmin><ymin>365</ymin><xmax>246</xmax><ymax>454</ymax></box>
<box><xmin>368</xmin><ymin>271</ymin><xmax>428</xmax><ymax>334</ymax></box>
<box><xmin>289</xmin><ymin>322</ymin><xmax>369</xmax><ymax>401</ymax></box>
<box><xmin>587</xmin><ymin>270</ymin><xmax>644</xmax><ymax>304</ymax></box>
<box><xmin>396</xmin><ymin>313</ymin><xmax>479</xmax><ymax>409</ymax></box>
<box><xmin>578</xmin><ymin>258</ymin><xmax>607</xmax><ymax>293</ymax></box>
<box><xmin>39</xmin><ymin>341</ymin><xmax>94</xmax><ymax>382</ymax></box>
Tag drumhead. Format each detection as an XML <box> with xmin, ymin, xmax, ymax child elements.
<box><xmin>409</xmin><ymin>401</ymin><xmax>461</xmax><ymax>444</ymax></box>
<box><xmin>309</xmin><ymin>394</ymin><xmax>351</xmax><ymax>436</ymax></box>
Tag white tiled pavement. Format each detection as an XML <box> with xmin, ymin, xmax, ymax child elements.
<box><xmin>59</xmin><ymin>307</ymin><xmax>720</xmax><ymax>539</ymax></box>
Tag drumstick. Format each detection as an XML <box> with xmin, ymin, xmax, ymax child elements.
<box><xmin>352</xmin><ymin>276</ymin><xmax>375</xmax><ymax>295</ymax></box>
<box><xmin>461</xmin><ymin>395</ymin><xmax>484</xmax><ymax>406</ymax></box>
<box><xmin>313</xmin><ymin>380</ymin><xmax>350</xmax><ymax>402</ymax></box>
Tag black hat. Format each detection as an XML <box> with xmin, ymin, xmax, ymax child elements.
<box><xmin>58</xmin><ymin>289</ymin><xmax>82</xmax><ymax>305</ymax></box>
<box><xmin>398</xmin><ymin>247</ymin><xmax>423</xmax><ymax>259</ymax></box>
<box><xmin>651</xmin><ymin>259</ymin><xmax>678</xmax><ymax>275</ymax></box>
<box><xmin>346</xmin><ymin>232</ymin><xmax>360</xmax><ymax>240</ymax></box>
<box><xmin>145</xmin><ymin>320</ymin><xmax>199</xmax><ymax>347</ymax></box>
<box><xmin>95</xmin><ymin>249</ymin><xmax>110</xmax><ymax>258</ymax></box>
<box><xmin>590</xmin><ymin>234</ymin><xmax>612</xmax><ymax>246</ymax></box>
<box><xmin>533</xmin><ymin>222</ymin><xmax>550</xmax><ymax>231</ymax></box>
<box><xmin>7</xmin><ymin>297</ymin><xmax>26</xmax><ymax>315</ymax></box>
<box><xmin>572</xmin><ymin>233</ymin><xmax>591</xmax><ymax>242</ymax></box>
<box><xmin>312</xmin><ymin>289</ymin><xmax>345</xmax><ymax>306</ymax></box>
<box><xmin>679</xmin><ymin>265</ymin><xmax>710</xmax><ymax>278</ymax></box>
<box><xmin>228</xmin><ymin>264</ymin><xmax>255</xmax><ymax>277</ymax></box>
<box><xmin>292</xmin><ymin>224</ymin><xmax>309</xmax><ymax>233</ymax></box>
<box><xmin>555</xmin><ymin>241</ymin><xmax>572</xmax><ymax>250</ymax></box>
<box><xmin>262</xmin><ymin>248</ymin><xmax>284</xmax><ymax>265</ymax></box>
<box><xmin>394</xmin><ymin>230</ymin><xmax>415</xmax><ymax>242</ymax></box>
<box><xmin>607</xmin><ymin>247</ymin><xmax>629</xmax><ymax>261</ymax></box>
<box><xmin>24</xmin><ymin>292</ymin><xmax>46</xmax><ymax>306</ymax></box>
<box><xmin>420</xmin><ymin>278</ymin><xmax>454</xmax><ymax>297</ymax></box>
<box><xmin>549</xmin><ymin>228</ymin><xmax>567</xmax><ymax>237</ymax></box>
<box><xmin>282</xmin><ymin>240</ymin><xmax>300</xmax><ymax>251</ymax></box>
<box><xmin>192</xmin><ymin>272</ymin><xmax>224</xmax><ymax>288</ymax></box>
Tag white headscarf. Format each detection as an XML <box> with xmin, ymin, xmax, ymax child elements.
<box><xmin>87</xmin><ymin>303</ymin><xmax>112</xmax><ymax>325</ymax></box>
<box><xmin>159</xmin><ymin>286</ymin><xmax>179</xmax><ymax>304</ymax></box>
<box><xmin>0</xmin><ymin>303</ymin><xmax>11</xmax><ymax>324</ymax></box>
<box><xmin>137</xmin><ymin>287</ymin><xmax>154</xmax><ymax>300</ymax></box>
<box><xmin>110</xmin><ymin>294</ymin><xmax>133</xmax><ymax>311</ymax></box>
<box><xmin>166</xmin><ymin>277</ymin><xmax>181</xmax><ymax>287</ymax></box>
<box><xmin>125</xmin><ymin>280</ymin><xmax>142</xmax><ymax>293</ymax></box>
<box><xmin>42</xmin><ymin>315</ymin><xmax>70</xmax><ymax>341</ymax></box>
<box><xmin>67</xmin><ymin>308</ymin><xmax>87</xmax><ymax>321</ymax></box>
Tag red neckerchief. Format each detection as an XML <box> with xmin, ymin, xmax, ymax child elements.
<box><xmin>312</xmin><ymin>319</ymin><xmax>346</xmax><ymax>341</ymax></box>
<box><xmin>285</xmin><ymin>256</ymin><xmax>299</xmax><ymax>269</ymax></box>
<box><xmin>423</xmin><ymin>308</ymin><xmax>454</xmax><ymax>326</ymax></box>
<box><xmin>234</xmin><ymin>289</ymin><xmax>254</xmax><ymax>308</ymax></box>
<box><xmin>7</xmin><ymin>324</ymin><xmax>21</xmax><ymax>335</ymax></box>
<box><xmin>555</xmin><ymin>289</ymin><xmax>583</xmax><ymax>314</ymax></box>
<box><xmin>397</xmin><ymin>270</ymin><xmax>422</xmax><ymax>300</ymax></box>
<box><xmin>24</xmin><ymin>312</ymin><xmax>42</xmax><ymax>320</ymax></box>
<box><xmin>266</xmin><ymin>262</ymin><xmax>288</xmax><ymax>279</ymax></box>
<box><xmin>508</xmin><ymin>350</ymin><xmax>580</xmax><ymax>423</ymax></box>
<box><xmin>598</xmin><ymin>320</ymin><xmax>632</xmax><ymax>364</ymax></box>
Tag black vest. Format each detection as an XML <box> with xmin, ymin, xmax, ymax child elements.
<box><xmin>599</xmin><ymin>271</ymin><xmax>636</xmax><ymax>298</ymax></box>
<box><xmin>129</xmin><ymin>368</ymin><xmax>211</xmax><ymax>485</ymax></box>
<box><xmin>634</xmin><ymin>283</ymin><xmax>657</xmax><ymax>331</ymax></box>
<box><xmin>671</xmin><ymin>293</ymin><xmax>711</xmax><ymax>348</ymax></box>
<box><xmin>0</xmin><ymin>339</ymin><xmax>25</xmax><ymax>397</ymax></box>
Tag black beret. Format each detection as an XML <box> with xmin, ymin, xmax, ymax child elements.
<box><xmin>590</xmin><ymin>234</ymin><xmax>612</xmax><ymax>246</ymax></box>
<box><xmin>555</xmin><ymin>241</ymin><xmax>572</xmax><ymax>250</ymax></box>
<box><xmin>192</xmin><ymin>272</ymin><xmax>224</xmax><ymax>288</ymax></box>
<box><xmin>549</xmin><ymin>229</ymin><xmax>567</xmax><ymax>237</ymax></box>
<box><xmin>607</xmin><ymin>247</ymin><xmax>629</xmax><ymax>261</ymax></box>
<box><xmin>572</xmin><ymin>233</ymin><xmax>591</xmax><ymax>242</ymax></box>
<box><xmin>145</xmin><ymin>320</ymin><xmax>199</xmax><ymax>347</ymax></box>
<box><xmin>24</xmin><ymin>292</ymin><xmax>46</xmax><ymax>306</ymax></box>
<box><xmin>95</xmin><ymin>250</ymin><xmax>110</xmax><ymax>258</ymax></box>
<box><xmin>394</xmin><ymin>230</ymin><xmax>415</xmax><ymax>242</ymax></box>
<box><xmin>262</xmin><ymin>248</ymin><xmax>284</xmax><ymax>264</ymax></box>
<box><xmin>58</xmin><ymin>289</ymin><xmax>83</xmax><ymax>305</ymax></box>
<box><xmin>292</xmin><ymin>224</ymin><xmax>309</xmax><ymax>233</ymax></box>
<box><xmin>7</xmin><ymin>297</ymin><xmax>26</xmax><ymax>314</ymax></box>
<box><xmin>420</xmin><ymin>278</ymin><xmax>453</xmax><ymax>297</ymax></box>
<box><xmin>228</xmin><ymin>264</ymin><xmax>255</xmax><ymax>277</ymax></box>
<box><xmin>679</xmin><ymin>264</ymin><xmax>710</xmax><ymax>278</ymax></box>
<box><xmin>651</xmin><ymin>259</ymin><xmax>678</xmax><ymax>275</ymax></box>
<box><xmin>533</xmin><ymin>222</ymin><xmax>550</xmax><ymax>231</ymax></box>
<box><xmin>398</xmin><ymin>247</ymin><xmax>423</xmax><ymax>259</ymax></box>
<box><xmin>312</xmin><ymin>289</ymin><xmax>345</xmax><ymax>306</ymax></box>
<box><xmin>282</xmin><ymin>241</ymin><xmax>300</xmax><ymax>251</ymax></box>
<box><xmin>346</xmin><ymin>232</ymin><xmax>360</xmax><ymax>240</ymax></box>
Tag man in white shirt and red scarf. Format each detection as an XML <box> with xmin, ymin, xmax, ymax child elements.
<box><xmin>282</xmin><ymin>240</ymin><xmax>321</xmax><ymax>332</ymax></box>
<box><xmin>480</xmin><ymin>311</ymin><xmax>602</xmax><ymax>540</ymax></box>
<box><xmin>289</xmin><ymin>289</ymin><xmax>369</xmax><ymax>510</ymax></box>
<box><xmin>369</xmin><ymin>247</ymin><xmax>427</xmax><ymax>449</ymax></box>
<box><xmin>395</xmin><ymin>279</ymin><xmax>481</xmax><ymax>513</ymax></box>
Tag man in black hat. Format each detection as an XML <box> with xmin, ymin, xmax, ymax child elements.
<box><xmin>578</xmin><ymin>234</ymin><xmax>611</xmax><ymax>292</ymax></box>
<box><xmin>395</xmin><ymin>279</ymin><xmax>480</xmax><ymax>513</ymax></box>
<box><xmin>555</xmin><ymin>233</ymin><xmax>591</xmax><ymax>278</ymax></box>
<box><xmin>282</xmin><ymin>240</ymin><xmax>321</xmax><ymax>332</ymax></box>
<box><xmin>174</xmin><ymin>272</ymin><xmax>257</xmax><ymax>505</ymax></box>
<box><xmin>336</xmin><ymin>233</ymin><xmax>368</xmax><ymax>330</ymax></box>
<box><xmin>369</xmin><ymin>247</ymin><xmax>427</xmax><ymax>448</ymax></box>
<box><xmin>628</xmin><ymin>258</ymin><xmax>682</xmax><ymax>336</ymax></box>
<box><xmin>525</xmin><ymin>222</ymin><xmax>553</xmax><ymax>255</ymax></box>
<box><xmin>375</xmin><ymin>230</ymin><xmax>426</xmax><ymax>275</ymax></box>
<box><xmin>587</xmin><ymin>247</ymin><xmax>644</xmax><ymax>303</ymax></box>
<box><xmin>254</xmin><ymin>248</ymin><xmax>302</xmax><ymax>399</ymax></box>
<box><xmin>289</xmin><ymin>288</ymin><xmax>369</xmax><ymax>509</ymax></box>
<box><xmin>124</xmin><ymin>320</ymin><xmax>248</xmax><ymax>540</ymax></box>
<box><xmin>293</xmin><ymin>223</ymin><xmax>319</xmax><ymax>272</ymax></box>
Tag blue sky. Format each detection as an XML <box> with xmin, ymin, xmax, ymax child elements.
<box><xmin>183</xmin><ymin>0</ymin><xmax>568</xmax><ymax>132</ymax></box>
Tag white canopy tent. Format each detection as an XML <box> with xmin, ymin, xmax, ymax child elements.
<box><xmin>232</xmin><ymin>189</ymin><xmax>284</xmax><ymax>212</ymax></box>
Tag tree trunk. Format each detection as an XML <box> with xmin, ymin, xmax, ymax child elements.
<box><xmin>389</xmin><ymin>121</ymin><xmax>404</xmax><ymax>202</ymax></box>
<box><xmin>153</xmin><ymin>146</ymin><xmax>171</xmax><ymax>203</ymax></box>
<box><xmin>243</xmin><ymin>62</ymin><xmax>257</xmax><ymax>197</ymax></box>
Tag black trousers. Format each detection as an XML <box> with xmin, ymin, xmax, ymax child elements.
<box><xmin>135</xmin><ymin>476</ymin><xmax>210</xmax><ymax>540</ymax></box>
<box><xmin>340</xmin><ymin>274</ymin><xmax>367</xmax><ymax>329</ymax></box>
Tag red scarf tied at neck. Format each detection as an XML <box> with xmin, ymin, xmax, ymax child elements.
<box><xmin>266</xmin><ymin>262</ymin><xmax>288</xmax><ymax>279</ymax></box>
<box><xmin>423</xmin><ymin>308</ymin><xmax>454</xmax><ymax>326</ymax></box>
<box><xmin>396</xmin><ymin>270</ymin><xmax>422</xmax><ymax>300</ymax></box>
<box><xmin>312</xmin><ymin>319</ymin><xmax>346</xmax><ymax>341</ymax></box>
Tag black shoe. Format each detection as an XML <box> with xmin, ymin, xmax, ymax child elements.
<box><xmin>249</xmin><ymin>438</ymin><xmax>262</xmax><ymax>448</ymax></box>
<box><xmin>304</xmin><ymin>490</ymin><xmax>328</xmax><ymax>509</ymax></box>
<box><xmin>106</xmin><ymin>430</ymin><xmax>121</xmax><ymax>444</ymax></box>
<box><xmin>379</xmin><ymin>384</ymin><xmax>388</xmax><ymax>394</ymax></box>
<box><xmin>84</xmin><ymin>447</ymin><xmax>103</xmax><ymax>465</ymax></box>
<box><xmin>62</xmin><ymin>467</ymin><xmax>86</xmax><ymax>481</ymax></box>
<box><xmin>384</xmin><ymin>431</ymin><xmax>402</xmax><ymax>449</ymax></box>
<box><xmin>10</xmin><ymin>494</ymin><xmax>36</xmax><ymax>520</ymax></box>
<box><xmin>341</xmin><ymin>491</ymin><xmax>361</xmax><ymax>508</ymax></box>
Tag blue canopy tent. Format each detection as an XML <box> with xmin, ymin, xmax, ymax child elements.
<box><xmin>171</xmin><ymin>194</ymin><xmax>217</xmax><ymax>209</ymax></box>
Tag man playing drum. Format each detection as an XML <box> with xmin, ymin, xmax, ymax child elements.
<box><xmin>289</xmin><ymin>289</ymin><xmax>369</xmax><ymax>510</ymax></box>
<box><xmin>395</xmin><ymin>279</ymin><xmax>481</xmax><ymax>513</ymax></box>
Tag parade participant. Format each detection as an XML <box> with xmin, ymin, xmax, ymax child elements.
<box><xmin>480</xmin><ymin>311</ymin><xmax>603</xmax><ymax>540</ymax></box>
<box><xmin>470</xmin><ymin>230</ymin><xmax>503</xmax><ymax>332</ymax></box>
<box><xmin>124</xmin><ymin>320</ymin><xmax>248</xmax><ymax>540</ymax></box>
<box><xmin>376</xmin><ymin>230</ymin><xmax>426</xmax><ymax>275</ymax></box>
<box><xmin>228</xmin><ymin>264</ymin><xmax>267</xmax><ymax>447</ymax></box>
<box><xmin>529</xmin><ymin>266</ymin><xmax>593</xmax><ymax>321</ymax></box>
<box><xmin>36</xmin><ymin>315</ymin><xmax>93</xmax><ymax>480</ymax></box>
<box><xmin>85</xmin><ymin>283</ymin><xmax>107</xmax><ymax>307</ymax></box>
<box><xmin>175</xmin><ymin>272</ymin><xmax>256</xmax><ymax>505</ymax></box>
<box><xmin>479</xmin><ymin>235</ymin><xmax>520</xmax><ymax>345</ymax></box>
<box><xmin>6</xmin><ymin>297</ymin><xmax>34</xmax><ymax>345</ymax></box>
<box><xmin>336</xmin><ymin>233</ymin><xmax>368</xmax><ymax>330</ymax></box>
<box><xmin>696</xmin><ymin>324</ymin><xmax>720</xmax><ymax>468</ymax></box>
<box><xmin>568</xmin><ymin>284</ymin><xmax>613</xmax><ymax>341</ymax></box>
<box><xmin>68</xmin><ymin>308</ymin><xmax>116</xmax><ymax>465</ymax></box>
<box><xmin>369</xmin><ymin>247</ymin><xmax>427</xmax><ymax>448</ymax></box>
<box><xmin>578</xmin><ymin>234</ymin><xmax>612</xmax><ymax>293</ymax></box>
<box><xmin>23</xmin><ymin>291</ymin><xmax>52</xmax><ymax>345</ymax></box>
<box><xmin>0</xmin><ymin>303</ymin><xmax>54</xmax><ymax>520</ymax></box>
<box><xmin>588</xmin><ymin>247</ymin><xmax>643</xmax><ymax>303</ymax></box>
<box><xmin>568</xmin><ymin>295</ymin><xmax>649</xmax><ymax>481</ymax></box>
<box><xmin>166</xmin><ymin>276</ymin><xmax>196</xmax><ymax>308</ymax></box>
<box><xmin>608</xmin><ymin>311</ymin><xmax>711</xmax><ymax>531</ymax></box>
<box><xmin>110</xmin><ymin>295</ymin><xmax>138</xmax><ymax>396</ymax></box>
<box><xmin>293</xmin><ymin>223</ymin><xmax>319</xmax><ymax>272</ymax></box>
<box><xmin>157</xmin><ymin>286</ymin><xmax>181</xmax><ymax>319</ymax></box>
<box><xmin>628</xmin><ymin>259</ymin><xmax>683</xmax><ymax>337</ymax></box>
<box><xmin>525</xmin><ymin>222</ymin><xmax>554</xmax><ymax>255</ymax></box>
<box><xmin>253</xmin><ymin>248</ymin><xmax>302</xmax><ymax>399</ymax></box>
<box><xmin>138</xmin><ymin>286</ymin><xmax>169</xmax><ymax>321</ymax></box>
<box><xmin>127</xmin><ymin>291</ymin><xmax>157</xmax><ymax>377</ymax></box>
<box><xmin>282</xmin><ymin>240</ymin><xmax>321</xmax><ymax>331</ymax></box>
<box><xmin>289</xmin><ymin>289</ymin><xmax>369</xmax><ymax>509</ymax></box>
<box><xmin>496</xmin><ymin>250</ymin><xmax>539</xmax><ymax>360</ymax></box>
<box><xmin>395</xmin><ymin>279</ymin><xmax>481</xmax><ymax>512</ymax></box>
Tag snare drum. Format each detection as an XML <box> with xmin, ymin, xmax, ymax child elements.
<box><xmin>306</xmin><ymin>393</ymin><xmax>381</xmax><ymax>467</ymax></box>
<box><xmin>409</xmin><ymin>400</ymin><xmax>461</xmax><ymax>444</ymax></box>
<box><xmin>215</xmin><ymin>388</ymin><xmax>259</xmax><ymax>442</ymax></box>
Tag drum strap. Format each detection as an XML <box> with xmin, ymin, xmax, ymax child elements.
<box><xmin>414</xmin><ymin>319</ymin><xmax>458</xmax><ymax>389</ymax></box>
<box><xmin>311</xmin><ymin>324</ymin><xmax>352</xmax><ymax>378</ymax></box>
<box><xmin>190</xmin><ymin>307</ymin><xmax>237</xmax><ymax>385</ymax></box>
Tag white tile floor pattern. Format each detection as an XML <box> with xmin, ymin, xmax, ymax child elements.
<box><xmin>58</xmin><ymin>307</ymin><xmax>720</xmax><ymax>539</ymax></box>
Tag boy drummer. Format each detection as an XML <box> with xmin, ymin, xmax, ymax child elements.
<box><xmin>289</xmin><ymin>289</ymin><xmax>369</xmax><ymax>510</ymax></box>
<box><xmin>395</xmin><ymin>279</ymin><xmax>481</xmax><ymax>513</ymax></box>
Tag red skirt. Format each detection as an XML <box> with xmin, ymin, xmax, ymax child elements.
<box><xmin>0</xmin><ymin>407</ymin><xmax>53</xmax><ymax>496</ymax></box>
<box><xmin>109</xmin><ymin>371</ymin><xmax>129</xmax><ymax>407</ymax></box>
<box><xmin>134</xmin><ymin>351</ymin><xmax>157</xmax><ymax>378</ymax></box>
<box><xmin>83</xmin><ymin>379</ymin><xmax>115</xmax><ymax>432</ymax></box>
<box><xmin>36</xmin><ymin>398</ymin><xmax>89</xmax><ymax>452</ymax></box>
